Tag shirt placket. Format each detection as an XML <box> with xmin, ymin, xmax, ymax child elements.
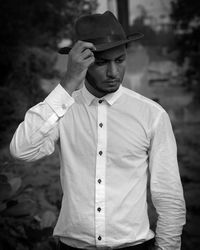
<box><xmin>95</xmin><ymin>99</ymin><xmax>107</xmax><ymax>247</ymax></box>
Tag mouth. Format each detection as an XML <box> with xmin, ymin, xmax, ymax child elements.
<box><xmin>104</xmin><ymin>79</ymin><xmax>120</xmax><ymax>84</ymax></box>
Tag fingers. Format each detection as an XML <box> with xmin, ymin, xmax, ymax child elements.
<box><xmin>81</xmin><ymin>48</ymin><xmax>94</xmax><ymax>59</ymax></box>
<box><xmin>70</xmin><ymin>41</ymin><xmax>96</xmax><ymax>56</ymax></box>
<box><xmin>69</xmin><ymin>40</ymin><xmax>95</xmax><ymax>65</ymax></box>
<box><xmin>75</xmin><ymin>40</ymin><xmax>96</xmax><ymax>53</ymax></box>
<box><xmin>84</xmin><ymin>54</ymin><xmax>95</xmax><ymax>67</ymax></box>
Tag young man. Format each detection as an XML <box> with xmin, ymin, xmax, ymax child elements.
<box><xmin>10</xmin><ymin>11</ymin><xmax>185</xmax><ymax>250</ymax></box>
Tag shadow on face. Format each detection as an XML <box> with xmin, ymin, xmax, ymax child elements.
<box><xmin>85</xmin><ymin>45</ymin><xmax>127</xmax><ymax>98</ymax></box>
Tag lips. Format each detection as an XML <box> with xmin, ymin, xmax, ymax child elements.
<box><xmin>104</xmin><ymin>79</ymin><xmax>120</xmax><ymax>83</ymax></box>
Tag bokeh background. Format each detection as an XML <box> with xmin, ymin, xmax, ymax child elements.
<box><xmin>0</xmin><ymin>0</ymin><xmax>200</xmax><ymax>249</ymax></box>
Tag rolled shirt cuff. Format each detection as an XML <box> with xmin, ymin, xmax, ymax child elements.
<box><xmin>45</xmin><ymin>84</ymin><xmax>74</xmax><ymax>117</ymax></box>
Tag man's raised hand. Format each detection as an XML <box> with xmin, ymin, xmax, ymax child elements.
<box><xmin>61</xmin><ymin>41</ymin><xmax>96</xmax><ymax>95</ymax></box>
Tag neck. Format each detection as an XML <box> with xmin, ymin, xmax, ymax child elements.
<box><xmin>85</xmin><ymin>80</ymin><xmax>107</xmax><ymax>98</ymax></box>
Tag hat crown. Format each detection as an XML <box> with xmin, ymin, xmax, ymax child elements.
<box><xmin>58</xmin><ymin>11</ymin><xmax>144</xmax><ymax>54</ymax></box>
<box><xmin>75</xmin><ymin>11</ymin><xmax>126</xmax><ymax>42</ymax></box>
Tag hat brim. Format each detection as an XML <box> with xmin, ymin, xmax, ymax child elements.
<box><xmin>58</xmin><ymin>32</ymin><xmax>144</xmax><ymax>54</ymax></box>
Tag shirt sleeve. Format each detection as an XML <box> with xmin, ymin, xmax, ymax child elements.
<box><xmin>10</xmin><ymin>84</ymin><xmax>74</xmax><ymax>162</ymax></box>
<box><xmin>148</xmin><ymin>111</ymin><xmax>186</xmax><ymax>250</ymax></box>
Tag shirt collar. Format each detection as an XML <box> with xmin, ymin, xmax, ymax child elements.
<box><xmin>81</xmin><ymin>82</ymin><xmax>123</xmax><ymax>106</ymax></box>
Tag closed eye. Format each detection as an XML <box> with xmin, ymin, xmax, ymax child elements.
<box><xmin>95</xmin><ymin>60</ymin><xmax>107</xmax><ymax>66</ymax></box>
<box><xmin>116</xmin><ymin>58</ymin><xmax>125</xmax><ymax>63</ymax></box>
<box><xmin>94</xmin><ymin>54</ymin><xmax>126</xmax><ymax>66</ymax></box>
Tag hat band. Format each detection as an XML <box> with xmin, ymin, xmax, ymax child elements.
<box><xmin>83</xmin><ymin>34</ymin><xmax>125</xmax><ymax>45</ymax></box>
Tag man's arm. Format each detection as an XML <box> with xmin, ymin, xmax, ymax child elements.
<box><xmin>148</xmin><ymin>111</ymin><xmax>186</xmax><ymax>250</ymax></box>
<box><xmin>10</xmin><ymin>41</ymin><xmax>95</xmax><ymax>162</ymax></box>
<box><xmin>10</xmin><ymin>85</ymin><xmax>74</xmax><ymax>161</ymax></box>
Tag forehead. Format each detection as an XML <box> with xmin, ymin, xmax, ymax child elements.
<box><xmin>94</xmin><ymin>45</ymin><xmax>126</xmax><ymax>59</ymax></box>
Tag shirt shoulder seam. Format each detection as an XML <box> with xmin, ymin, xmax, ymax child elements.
<box><xmin>121</xmin><ymin>86</ymin><xmax>165</xmax><ymax>113</ymax></box>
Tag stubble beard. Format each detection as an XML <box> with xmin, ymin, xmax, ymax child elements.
<box><xmin>86</xmin><ymin>72</ymin><xmax>121</xmax><ymax>97</ymax></box>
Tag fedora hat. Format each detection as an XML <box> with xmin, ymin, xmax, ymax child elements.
<box><xmin>59</xmin><ymin>11</ymin><xmax>143</xmax><ymax>54</ymax></box>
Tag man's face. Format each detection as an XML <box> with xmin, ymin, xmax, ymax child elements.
<box><xmin>86</xmin><ymin>45</ymin><xmax>126</xmax><ymax>98</ymax></box>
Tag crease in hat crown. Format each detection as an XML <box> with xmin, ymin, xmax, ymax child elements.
<box><xmin>75</xmin><ymin>11</ymin><xmax>126</xmax><ymax>41</ymax></box>
<box><xmin>59</xmin><ymin>11</ymin><xmax>144</xmax><ymax>54</ymax></box>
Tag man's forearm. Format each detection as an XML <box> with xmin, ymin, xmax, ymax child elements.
<box><xmin>10</xmin><ymin>84</ymin><xmax>74</xmax><ymax>161</ymax></box>
<box><xmin>153</xmin><ymin>194</ymin><xmax>186</xmax><ymax>249</ymax></box>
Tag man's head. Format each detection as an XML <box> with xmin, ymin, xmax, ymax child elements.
<box><xmin>59</xmin><ymin>11</ymin><xmax>143</xmax><ymax>97</ymax></box>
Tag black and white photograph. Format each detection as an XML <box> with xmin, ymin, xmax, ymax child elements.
<box><xmin>0</xmin><ymin>0</ymin><xmax>199</xmax><ymax>249</ymax></box>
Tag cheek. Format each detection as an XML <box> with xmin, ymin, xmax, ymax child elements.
<box><xmin>88</xmin><ymin>67</ymin><xmax>106</xmax><ymax>81</ymax></box>
<box><xmin>119</xmin><ymin>64</ymin><xmax>126</xmax><ymax>78</ymax></box>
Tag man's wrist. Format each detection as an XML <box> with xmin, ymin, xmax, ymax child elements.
<box><xmin>64</xmin><ymin>82</ymin><xmax>75</xmax><ymax>96</ymax></box>
<box><xmin>60</xmin><ymin>76</ymin><xmax>75</xmax><ymax>96</ymax></box>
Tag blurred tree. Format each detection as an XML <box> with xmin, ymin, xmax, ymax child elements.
<box><xmin>130</xmin><ymin>5</ymin><xmax>157</xmax><ymax>46</ymax></box>
<box><xmin>171</xmin><ymin>0</ymin><xmax>200</xmax><ymax>102</ymax></box>
<box><xmin>0</xmin><ymin>0</ymin><xmax>97</xmax><ymax>146</ymax></box>
<box><xmin>0</xmin><ymin>0</ymin><xmax>97</xmax><ymax>87</ymax></box>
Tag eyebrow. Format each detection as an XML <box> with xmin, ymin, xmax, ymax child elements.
<box><xmin>95</xmin><ymin>53</ymin><xmax>126</xmax><ymax>61</ymax></box>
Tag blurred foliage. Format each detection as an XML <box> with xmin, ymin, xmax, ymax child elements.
<box><xmin>0</xmin><ymin>0</ymin><xmax>98</xmax><ymax>83</ymax></box>
<box><xmin>130</xmin><ymin>16</ymin><xmax>157</xmax><ymax>46</ymax></box>
<box><xmin>0</xmin><ymin>173</ymin><xmax>57</xmax><ymax>250</ymax></box>
<box><xmin>0</xmin><ymin>0</ymin><xmax>97</xmax><ymax>147</ymax></box>
<box><xmin>130</xmin><ymin>12</ymin><xmax>175</xmax><ymax>49</ymax></box>
<box><xmin>171</xmin><ymin>0</ymin><xmax>200</xmax><ymax>102</ymax></box>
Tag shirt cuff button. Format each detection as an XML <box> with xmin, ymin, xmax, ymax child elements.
<box><xmin>62</xmin><ymin>104</ymin><xmax>67</xmax><ymax>109</ymax></box>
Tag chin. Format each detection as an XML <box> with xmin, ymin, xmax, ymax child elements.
<box><xmin>105</xmin><ymin>85</ymin><xmax>120</xmax><ymax>93</ymax></box>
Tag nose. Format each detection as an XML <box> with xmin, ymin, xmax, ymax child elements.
<box><xmin>106</xmin><ymin>61</ymin><xmax>118</xmax><ymax>78</ymax></box>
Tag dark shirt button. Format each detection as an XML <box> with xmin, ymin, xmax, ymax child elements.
<box><xmin>99</xmin><ymin>123</ymin><xmax>103</xmax><ymax>128</ymax></box>
<box><xmin>97</xmin><ymin>207</ymin><xmax>101</xmax><ymax>212</ymax></box>
<box><xmin>98</xmin><ymin>236</ymin><xmax>102</xmax><ymax>241</ymax></box>
<box><xmin>99</xmin><ymin>151</ymin><xmax>103</xmax><ymax>155</ymax></box>
<box><xmin>99</xmin><ymin>100</ymin><xmax>103</xmax><ymax>104</ymax></box>
<box><xmin>98</xmin><ymin>179</ymin><xmax>102</xmax><ymax>184</ymax></box>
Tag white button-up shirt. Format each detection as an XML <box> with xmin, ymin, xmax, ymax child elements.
<box><xmin>10</xmin><ymin>83</ymin><xmax>186</xmax><ymax>250</ymax></box>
